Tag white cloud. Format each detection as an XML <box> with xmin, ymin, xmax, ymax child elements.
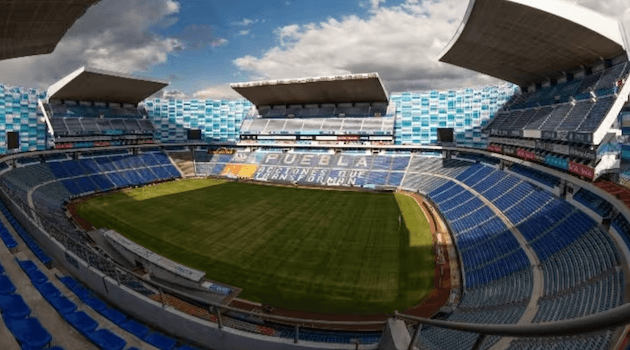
<box><xmin>159</xmin><ymin>89</ymin><xmax>188</xmax><ymax>99</ymax></box>
<box><xmin>274</xmin><ymin>24</ymin><xmax>302</xmax><ymax>46</ymax></box>
<box><xmin>234</xmin><ymin>0</ymin><xmax>630</xmax><ymax>93</ymax></box>
<box><xmin>0</xmin><ymin>0</ymin><xmax>183</xmax><ymax>90</ymax></box>
<box><xmin>193</xmin><ymin>84</ymin><xmax>243</xmax><ymax>100</ymax></box>
<box><xmin>231</xmin><ymin>18</ymin><xmax>259</xmax><ymax>26</ymax></box>
<box><xmin>234</xmin><ymin>0</ymin><xmax>502</xmax><ymax>92</ymax></box>
<box><xmin>238</xmin><ymin>30</ymin><xmax>250</xmax><ymax>36</ymax></box>
<box><xmin>175</xmin><ymin>25</ymin><xmax>228</xmax><ymax>50</ymax></box>
<box><xmin>360</xmin><ymin>0</ymin><xmax>386</xmax><ymax>11</ymax></box>
<box><xmin>211</xmin><ymin>38</ymin><xmax>229</xmax><ymax>47</ymax></box>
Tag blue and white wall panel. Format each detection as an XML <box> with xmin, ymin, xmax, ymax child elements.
<box><xmin>0</xmin><ymin>82</ymin><xmax>517</xmax><ymax>152</ymax></box>
<box><xmin>390</xmin><ymin>84</ymin><xmax>518</xmax><ymax>148</ymax></box>
<box><xmin>0</xmin><ymin>84</ymin><xmax>47</xmax><ymax>154</ymax></box>
<box><xmin>144</xmin><ymin>99</ymin><xmax>253</xmax><ymax>143</ymax></box>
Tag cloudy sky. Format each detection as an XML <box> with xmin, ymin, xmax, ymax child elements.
<box><xmin>0</xmin><ymin>0</ymin><xmax>628</xmax><ymax>100</ymax></box>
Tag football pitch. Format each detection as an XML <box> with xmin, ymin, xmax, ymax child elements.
<box><xmin>77</xmin><ymin>179</ymin><xmax>434</xmax><ymax>314</ymax></box>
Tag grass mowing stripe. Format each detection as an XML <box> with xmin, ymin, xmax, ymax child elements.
<box><xmin>127</xmin><ymin>178</ymin><xmax>225</xmax><ymax>201</ymax></box>
<box><xmin>395</xmin><ymin>193</ymin><xmax>432</xmax><ymax>247</ymax></box>
<box><xmin>77</xmin><ymin>180</ymin><xmax>434</xmax><ymax>314</ymax></box>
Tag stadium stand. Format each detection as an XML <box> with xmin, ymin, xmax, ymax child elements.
<box><xmin>167</xmin><ymin>151</ymin><xmax>195</xmax><ymax>177</ymax></box>
<box><xmin>193</xmin><ymin>150</ymin><xmax>411</xmax><ymax>187</ymax></box>
<box><xmin>240</xmin><ymin>117</ymin><xmax>394</xmax><ymax>136</ymax></box>
<box><xmin>231</xmin><ymin>74</ymin><xmax>399</xmax><ymax>145</ymax></box>
<box><xmin>0</xmin><ymin>201</ymin><xmax>52</xmax><ymax>267</ymax></box>
<box><xmin>192</xmin><ymin>149</ymin><xmax>628</xmax><ymax>339</ymax></box>
<box><xmin>508</xmin><ymin>164</ymin><xmax>561</xmax><ymax>189</ymax></box>
<box><xmin>0</xmin><ymin>147</ymin><xmax>389</xmax><ymax>348</ymax></box>
<box><xmin>1</xmin><ymin>150</ymin><xmax>180</xmax><ymax>205</ymax></box>
<box><xmin>400</xmin><ymin>160</ymin><xmax>623</xmax><ymax>350</ymax></box>
<box><xmin>0</xmin><ymin>142</ymin><xmax>628</xmax><ymax>350</ymax></box>
<box><xmin>0</xmin><ymin>0</ymin><xmax>629</xmax><ymax>347</ymax></box>
<box><xmin>41</xmin><ymin>67</ymin><xmax>168</xmax><ymax>150</ymax></box>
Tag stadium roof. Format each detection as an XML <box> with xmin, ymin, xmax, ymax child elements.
<box><xmin>47</xmin><ymin>66</ymin><xmax>169</xmax><ymax>104</ymax></box>
<box><xmin>439</xmin><ymin>0</ymin><xmax>627</xmax><ymax>86</ymax></box>
<box><xmin>231</xmin><ymin>73</ymin><xmax>389</xmax><ymax>106</ymax></box>
<box><xmin>0</xmin><ymin>0</ymin><xmax>101</xmax><ymax>61</ymax></box>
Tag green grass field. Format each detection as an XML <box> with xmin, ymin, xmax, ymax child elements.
<box><xmin>77</xmin><ymin>179</ymin><xmax>434</xmax><ymax>314</ymax></box>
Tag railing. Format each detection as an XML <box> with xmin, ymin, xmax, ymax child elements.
<box><xmin>394</xmin><ymin>307</ymin><xmax>630</xmax><ymax>350</ymax></box>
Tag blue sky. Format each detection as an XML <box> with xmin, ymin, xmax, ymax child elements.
<box><xmin>0</xmin><ymin>0</ymin><xmax>627</xmax><ymax>99</ymax></box>
<box><xmin>149</xmin><ymin>0</ymin><xmax>400</xmax><ymax>95</ymax></box>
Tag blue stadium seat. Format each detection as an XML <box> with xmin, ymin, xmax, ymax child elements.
<box><xmin>120</xmin><ymin>319</ymin><xmax>150</xmax><ymax>339</ymax></box>
<box><xmin>137</xmin><ymin>168</ymin><xmax>157</xmax><ymax>183</ymax></box>
<box><xmin>83</xmin><ymin>296</ymin><xmax>108</xmax><ymax>312</ymax></box>
<box><xmin>0</xmin><ymin>275</ymin><xmax>16</xmax><ymax>294</ymax></box>
<box><xmin>17</xmin><ymin>260</ymin><xmax>45</xmax><ymax>277</ymax></box>
<box><xmin>79</xmin><ymin>158</ymin><xmax>102</xmax><ymax>173</ymax></box>
<box><xmin>89</xmin><ymin>175</ymin><xmax>115</xmax><ymax>191</ymax></box>
<box><xmin>4</xmin><ymin>317</ymin><xmax>52</xmax><ymax>349</ymax></box>
<box><xmin>0</xmin><ymin>294</ymin><xmax>31</xmax><ymax>318</ymax></box>
<box><xmin>101</xmin><ymin>307</ymin><xmax>126</xmax><ymax>325</ymax></box>
<box><xmin>61</xmin><ymin>179</ymin><xmax>82</xmax><ymax>195</ymax></box>
<box><xmin>126</xmin><ymin>156</ymin><xmax>144</xmax><ymax>169</ymax></box>
<box><xmin>46</xmin><ymin>294</ymin><xmax>78</xmax><ymax>315</ymax></box>
<box><xmin>176</xmin><ymin>346</ymin><xmax>202</xmax><ymax>350</ymax></box>
<box><xmin>151</xmin><ymin>166</ymin><xmax>166</xmax><ymax>180</ymax></box>
<box><xmin>141</xmin><ymin>154</ymin><xmax>160</xmax><ymax>166</ymax></box>
<box><xmin>24</xmin><ymin>269</ymin><xmax>48</xmax><ymax>285</ymax></box>
<box><xmin>86</xmin><ymin>329</ymin><xmax>127</xmax><ymax>350</ymax></box>
<box><xmin>153</xmin><ymin>153</ymin><xmax>172</xmax><ymax>165</ymax></box>
<box><xmin>0</xmin><ymin>226</ymin><xmax>18</xmax><ymax>250</ymax></box>
<box><xmin>122</xmin><ymin>170</ymin><xmax>143</xmax><ymax>186</ymax></box>
<box><xmin>144</xmin><ymin>332</ymin><xmax>178</xmax><ymax>350</ymax></box>
<box><xmin>48</xmin><ymin>162</ymin><xmax>70</xmax><ymax>178</ymax></box>
<box><xmin>106</xmin><ymin>172</ymin><xmax>130</xmax><ymax>187</ymax></box>
<box><xmin>57</xmin><ymin>276</ymin><xmax>79</xmax><ymax>289</ymax></box>
<box><xmin>95</xmin><ymin>157</ymin><xmax>117</xmax><ymax>172</ymax></box>
<box><xmin>165</xmin><ymin>165</ymin><xmax>181</xmax><ymax>178</ymax></box>
<box><xmin>63</xmin><ymin>311</ymin><xmax>99</xmax><ymax>334</ymax></box>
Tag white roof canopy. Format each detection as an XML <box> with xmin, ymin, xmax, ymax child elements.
<box><xmin>0</xmin><ymin>0</ymin><xmax>100</xmax><ymax>61</ymax></box>
<box><xmin>231</xmin><ymin>73</ymin><xmax>389</xmax><ymax>107</ymax></box>
<box><xmin>440</xmin><ymin>0</ymin><xmax>627</xmax><ymax>86</ymax></box>
<box><xmin>47</xmin><ymin>67</ymin><xmax>169</xmax><ymax>105</ymax></box>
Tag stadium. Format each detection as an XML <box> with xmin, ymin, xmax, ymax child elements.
<box><xmin>1</xmin><ymin>0</ymin><xmax>630</xmax><ymax>349</ymax></box>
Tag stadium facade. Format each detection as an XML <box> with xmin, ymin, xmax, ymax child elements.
<box><xmin>0</xmin><ymin>80</ymin><xmax>518</xmax><ymax>152</ymax></box>
<box><xmin>0</xmin><ymin>84</ymin><xmax>47</xmax><ymax>153</ymax></box>
<box><xmin>144</xmin><ymin>98</ymin><xmax>252</xmax><ymax>143</ymax></box>
<box><xmin>391</xmin><ymin>85</ymin><xmax>518</xmax><ymax>147</ymax></box>
<box><xmin>2</xmin><ymin>0</ymin><xmax>630</xmax><ymax>350</ymax></box>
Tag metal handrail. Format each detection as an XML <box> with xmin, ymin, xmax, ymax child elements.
<box><xmin>394</xmin><ymin>306</ymin><xmax>630</xmax><ymax>337</ymax></box>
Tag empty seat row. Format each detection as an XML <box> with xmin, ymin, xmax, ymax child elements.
<box><xmin>58</xmin><ymin>275</ymin><xmax>198</xmax><ymax>350</ymax></box>
<box><xmin>0</xmin><ymin>202</ymin><xmax>52</xmax><ymax>267</ymax></box>
<box><xmin>509</xmin><ymin>164</ymin><xmax>561</xmax><ymax>188</ymax></box>
<box><xmin>573</xmin><ymin>188</ymin><xmax>614</xmax><ymax>218</ymax></box>
<box><xmin>0</xmin><ymin>260</ymin><xmax>57</xmax><ymax>349</ymax></box>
